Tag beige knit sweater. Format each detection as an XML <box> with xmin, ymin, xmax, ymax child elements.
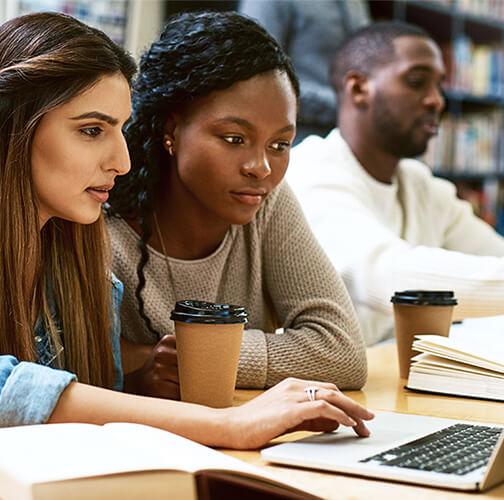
<box><xmin>107</xmin><ymin>182</ymin><xmax>367</xmax><ymax>389</ymax></box>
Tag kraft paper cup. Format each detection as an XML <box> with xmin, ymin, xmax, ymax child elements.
<box><xmin>391</xmin><ymin>291</ymin><xmax>457</xmax><ymax>379</ymax></box>
<box><xmin>171</xmin><ymin>300</ymin><xmax>247</xmax><ymax>408</ymax></box>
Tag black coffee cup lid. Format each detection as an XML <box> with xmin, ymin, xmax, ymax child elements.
<box><xmin>170</xmin><ymin>300</ymin><xmax>248</xmax><ymax>324</ymax></box>
<box><xmin>391</xmin><ymin>290</ymin><xmax>457</xmax><ymax>306</ymax></box>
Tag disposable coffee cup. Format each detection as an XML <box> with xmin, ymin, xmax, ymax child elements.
<box><xmin>391</xmin><ymin>290</ymin><xmax>457</xmax><ymax>379</ymax></box>
<box><xmin>171</xmin><ymin>300</ymin><xmax>247</xmax><ymax>408</ymax></box>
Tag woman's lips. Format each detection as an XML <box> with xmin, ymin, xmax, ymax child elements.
<box><xmin>230</xmin><ymin>191</ymin><xmax>265</xmax><ymax>206</ymax></box>
<box><xmin>86</xmin><ymin>188</ymin><xmax>109</xmax><ymax>203</ymax></box>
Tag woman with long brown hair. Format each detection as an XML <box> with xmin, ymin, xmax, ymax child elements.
<box><xmin>0</xmin><ymin>11</ymin><xmax>373</xmax><ymax>448</ymax></box>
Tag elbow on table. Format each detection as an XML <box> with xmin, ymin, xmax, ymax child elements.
<box><xmin>333</xmin><ymin>346</ymin><xmax>368</xmax><ymax>391</ymax></box>
<box><xmin>303</xmin><ymin>350</ymin><xmax>367</xmax><ymax>391</ymax></box>
<box><xmin>341</xmin><ymin>357</ymin><xmax>368</xmax><ymax>391</ymax></box>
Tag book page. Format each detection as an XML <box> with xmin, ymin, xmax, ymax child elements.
<box><xmin>104</xmin><ymin>423</ymin><xmax>310</xmax><ymax>493</ymax></box>
<box><xmin>411</xmin><ymin>353</ymin><xmax>504</xmax><ymax>378</ymax></box>
<box><xmin>0</xmin><ymin>423</ymin><xmax>302</xmax><ymax>494</ymax></box>
<box><xmin>414</xmin><ymin>329</ymin><xmax>504</xmax><ymax>369</ymax></box>
<box><xmin>0</xmin><ymin>424</ymin><xmax>172</xmax><ymax>485</ymax></box>
<box><xmin>103</xmin><ymin>423</ymin><xmax>262</xmax><ymax>475</ymax></box>
<box><xmin>449</xmin><ymin>315</ymin><xmax>504</xmax><ymax>361</ymax></box>
<box><xmin>412</xmin><ymin>337</ymin><xmax>504</xmax><ymax>372</ymax></box>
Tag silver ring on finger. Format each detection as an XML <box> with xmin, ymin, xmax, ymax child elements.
<box><xmin>304</xmin><ymin>386</ymin><xmax>319</xmax><ymax>402</ymax></box>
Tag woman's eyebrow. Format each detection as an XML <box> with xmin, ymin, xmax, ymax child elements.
<box><xmin>214</xmin><ymin>116</ymin><xmax>254</xmax><ymax>130</ymax></box>
<box><xmin>214</xmin><ymin>116</ymin><xmax>296</xmax><ymax>134</ymax></box>
<box><xmin>276</xmin><ymin>124</ymin><xmax>296</xmax><ymax>134</ymax></box>
<box><xmin>70</xmin><ymin>111</ymin><xmax>119</xmax><ymax>126</ymax></box>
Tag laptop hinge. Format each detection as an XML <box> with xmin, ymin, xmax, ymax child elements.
<box><xmin>479</xmin><ymin>431</ymin><xmax>504</xmax><ymax>491</ymax></box>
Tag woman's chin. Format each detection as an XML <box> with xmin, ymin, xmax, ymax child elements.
<box><xmin>230</xmin><ymin>213</ymin><xmax>258</xmax><ymax>226</ymax></box>
<box><xmin>229</xmin><ymin>206</ymin><xmax>262</xmax><ymax>226</ymax></box>
<box><xmin>62</xmin><ymin>209</ymin><xmax>102</xmax><ymax>226</ymax></box>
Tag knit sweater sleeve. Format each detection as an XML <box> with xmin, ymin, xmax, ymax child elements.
<box><xmin>241</xmin><ymin>182</ymin><xmax>367</xmax><ymax>389</ymax></box>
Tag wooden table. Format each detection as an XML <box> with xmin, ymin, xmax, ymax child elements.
<box><xmin>226</xmin><ymin>343</ymin><xmax>504</xmax><ymax>499</ymax></box>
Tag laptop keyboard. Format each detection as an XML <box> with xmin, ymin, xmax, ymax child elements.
<box><xmin>360</xmin><ymin>424</ymin><xmax>503</xmax><ymax>475</ymax></box>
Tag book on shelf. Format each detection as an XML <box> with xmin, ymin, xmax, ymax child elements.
<box><xmin>0</xmin><ymin>422</ymin><xmax>319</xmax><ymax>500</ymax></box>
<box><xmin>17</xmin><ymin>0</ymin><xmax>129</xmax><ymax>45</ymax></box>
<box><xmin>453</xmin><ymin>181</ymin><xmax>499</xmax><ymax>226</ymax></box>
<box><xmin>457</xmin><ymin>0</ymin><xmax>504</xmax><ymax>20</ymax></box>
<box><xmin>407</xmin><ymin>315</ymin><xmax>504</xmax><ymax>402</ymax></box>
<box><xmin>426</xmin><ymin>111</ymin><xmax>502</xmax><ymax>175</ymax></box>
<box><xmin>450</xmin><ymin>36</ymin><xmax>504</xmax><ymax>97</ymax></box>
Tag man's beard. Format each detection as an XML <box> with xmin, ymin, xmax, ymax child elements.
<box><xmin>371</xmin><ymin>92</ymin><xmax>434</xmax><ymax>158</ymax></box>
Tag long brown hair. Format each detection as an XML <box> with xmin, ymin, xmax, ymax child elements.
<box><xmin>0</xmin><ymin>13</ymin><xmax>136</xmax><ymax>387</ymax></box>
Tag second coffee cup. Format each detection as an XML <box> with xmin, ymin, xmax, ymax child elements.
<box><xmin>391</xmin><ymin>290</ymin><xmax>457</xmax><ymax>379</ymax></box>
<box><xmin>171</xmin><ymin>300</ymin><xmax>247</xmax><ymax>408</ymax></box>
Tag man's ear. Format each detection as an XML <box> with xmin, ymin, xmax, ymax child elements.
<box><xmin>345</xmin><ymin>71</ymin><xmax>370</xmax><ymax>107</ymax></box>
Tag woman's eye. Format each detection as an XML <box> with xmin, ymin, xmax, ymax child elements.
<box><xmin>80</xmin><ymin>127</ymin><xmax>103</xmax><ymax>138</ymax></box>
<box><xmin>271</xmin><ymin>141</ymin><xmax>291</xmax><ymax>152</ymax></box>
<box><xmin>223</xmin><ymin>135</ymin><xmax>244</xmax><ymax>145</ymax></box>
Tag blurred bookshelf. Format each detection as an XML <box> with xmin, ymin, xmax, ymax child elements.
<box><xmin>370</xmin><ymin>0</ymin><xmax>504</xmax><ymax>235</ymax></box>
<box><xmin>0</xmin><ymin>0</ymin><xmax>164</xmax><ymax>57</ymax></box>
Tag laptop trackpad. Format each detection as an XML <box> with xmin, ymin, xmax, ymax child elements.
<box><xmin>272</xmin><ymin>412</ymin><xmax>455</xmax><ymax>464</ymax></box>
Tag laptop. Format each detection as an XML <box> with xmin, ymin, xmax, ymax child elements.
<box><xmin>262</xmin><ymin>411</ymin><xmax>504</xmax><ymax>491</ymax></box>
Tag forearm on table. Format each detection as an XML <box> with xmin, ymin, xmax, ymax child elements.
<box><xmin>236</xmin><ymin>322</ymin><xmax>367</xmax><ymax>391</ymax></box>
<box><xmin>236</xmin><ymin>329</ymin><xmax>268</xmax><ymax>389</ymax></box>
<box><xmin>48</xmin><ymin>381</ymin><xmax>228</xmax><ymax>447</ymax></box>
<box><xmin>265</xmin><ymin>322</ymin><xmax>367</xmax><ymax>389</ymax></box>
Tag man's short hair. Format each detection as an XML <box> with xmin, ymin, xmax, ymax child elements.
<box><xmin>331</xmin><ymin>21</ymin><xmax>432</xmax><ymax>95</ymax></box>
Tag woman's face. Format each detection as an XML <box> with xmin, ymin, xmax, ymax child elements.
<box><xmin>168</xmin><ymin>70</ymin><xmax>297</xmax><ymax>226</ymax></box>
<box><xmin>31</xmin><ymin>73</ymin><xmax>132</xmax><ymax>228</ymax></box>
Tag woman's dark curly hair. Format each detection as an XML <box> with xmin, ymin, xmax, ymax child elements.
<box><xmin>108</xmin><ymin>10</ymin><xmax>299</xmax><ymax>337</ymax></box>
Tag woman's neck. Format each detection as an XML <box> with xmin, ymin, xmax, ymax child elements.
<box><xmin>133</xmin><ymin>171</ymin><xmax>230</xmax><ymax>261</ymax></box>
<box><xmin>153</xmin><ymin>202</ymin><xmax>229</xmax><ymax>261</ymax></box>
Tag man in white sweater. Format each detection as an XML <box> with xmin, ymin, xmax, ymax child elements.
<box><xmin>287</xmin><ymin>21</ymin><xmax>504</xmax><ymax>345</ymax></box>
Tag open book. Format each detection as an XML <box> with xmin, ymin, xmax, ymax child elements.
<box><xmin>407</xmin><ymin>316</ymin><xmax>504</xmax><ymax>401</ymax></box>
<box><xmin>0</xmin><ymin>422</ymin><xmax>319</xmax><ymax>500</ymax></box>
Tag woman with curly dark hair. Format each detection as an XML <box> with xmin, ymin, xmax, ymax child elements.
<box><xmin>107</xmin><ymin>11</ymin><xmax>368</xmax><ymax>401</ymax></box>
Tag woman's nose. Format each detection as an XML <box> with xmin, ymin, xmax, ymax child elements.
<box><xmin>240</xmin><ymin>152</ymin><xmax>271</xmax><ymax>179</ymax></box>
<box><xmin>106</xmin><ymin>133</ymin><xmax>131</xmax><ymax>176</ymax></box>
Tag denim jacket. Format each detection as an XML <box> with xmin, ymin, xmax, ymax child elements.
<box><xmin>0</xmin><ymin>275</ymin><xmax>124</xmax><ymax>427</ymax></box>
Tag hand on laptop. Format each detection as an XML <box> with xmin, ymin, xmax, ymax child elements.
<box><xmin>224</xmin><ymin>378</ymin><xmax>374</xmax><ymax>449</ymax></box>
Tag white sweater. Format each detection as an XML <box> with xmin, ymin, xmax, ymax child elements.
<box><xmin>287</xmin><ymin>129</ymin><xmax>504</xmax><ymax>345</ymax></box>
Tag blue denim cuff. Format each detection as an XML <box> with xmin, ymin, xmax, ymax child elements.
<box><xmin>111</xmin><ymin>273</ymin><xmax>124</xmax><ymax>391</ymax></box>
<box><xmin>0</xmin><ymin>357</ymin><xmax>77</xmax><ymax>426</ymax></box>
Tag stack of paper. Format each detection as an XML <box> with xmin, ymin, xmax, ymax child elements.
<box><xmin>407</xmin><ymin>316</ymin><xmax>504</xmax><ymax>401</ymax></box>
